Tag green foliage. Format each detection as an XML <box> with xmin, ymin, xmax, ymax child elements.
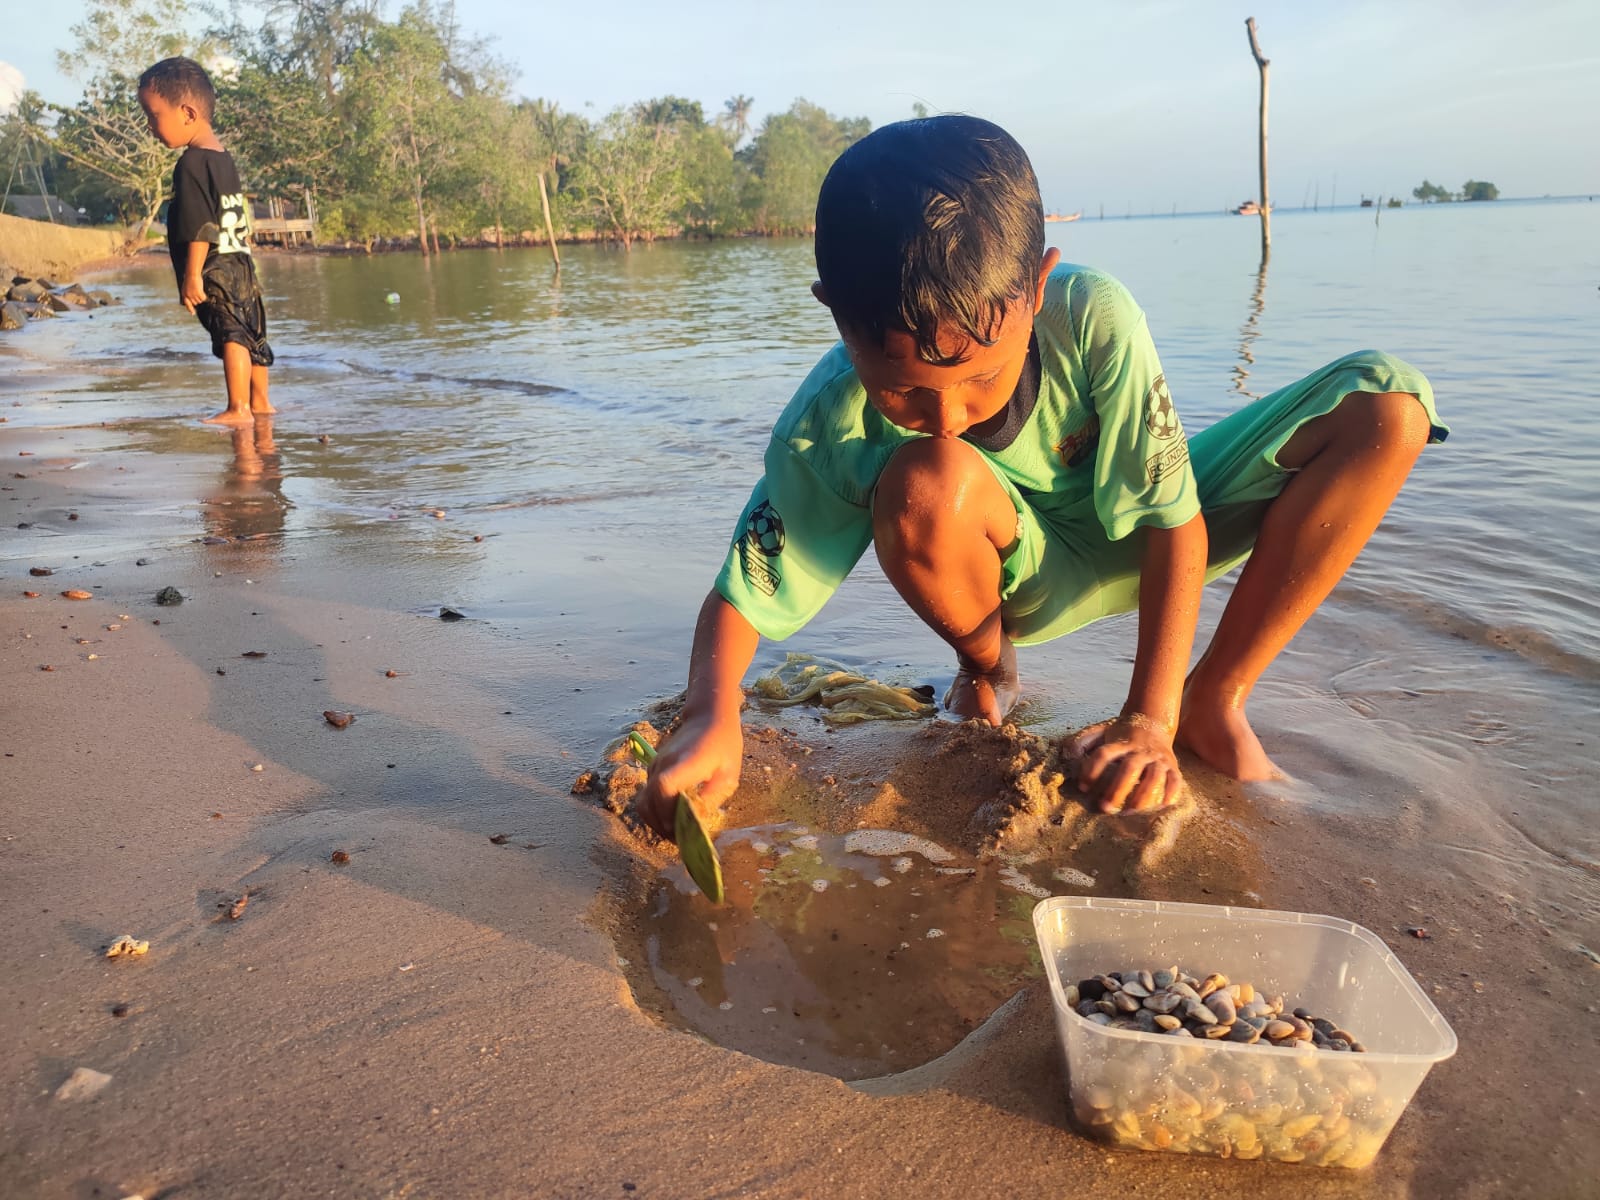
<box><xmin>742</xmin><ymin>99</ymin><xmax>869</xmax><ymax>234</ymax></box>
<box><xmin>1461</xmin><ymin>179</ymin><xmax>1499</xmax><ymax>202</ymax></box>
<box><xmin>219</xmin><ymin>55</ymin><xmax>345</xmax><ymax>196</ymax></box>
<box><xmin>568</xmin><ymin>106</ymin><xmax>693</xmax><ymax>247</ymax></box>
<box><xmin>1411</xmin><ymin>179</ymin><xmax>1452</xmax><ymax>204</ymax></box>
<box><xmin>57</xmin><ymin>0</ymin><xmax>199</xmax><ymax>82</ymax></box>
<box><xmin>680</xmin><ymin>126</ymin><xmax>745</xmax><ymax>236</ymax></box>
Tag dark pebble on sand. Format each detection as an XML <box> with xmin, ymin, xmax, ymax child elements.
<box><xmin>155</xmin><ymin>587</ymin><xmax>184</xmax><ymax>606</ymax></box>
<box><xmin>439</xmin><ymin>607</ymin><xmax>465</xmax><ymax>621</ymax></box>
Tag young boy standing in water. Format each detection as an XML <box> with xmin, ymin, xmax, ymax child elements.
<box><xmin>138</xmin><ymin>57</ymin><xmax>275</xmax><ymax>425</ymax></box>
<box><xmin>638</xmin><ymin>115</ymin><xmax>1446</xmax><ymax>831</ymax></box>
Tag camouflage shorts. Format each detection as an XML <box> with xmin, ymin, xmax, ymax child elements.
<box><xmin>196</xmin><ymin>252</ymin><xmax>273</xmax><ymax>367</ymax></box>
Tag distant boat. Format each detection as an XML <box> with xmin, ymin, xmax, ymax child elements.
<box><xmin>1044</xmin><ymin>210</ymin><xmax>1083</xmax><ymax>223</ymax></box>
<box><xmin>1236</xmin><ymin>200</ymin><xmax>1272</xmax><ymax>215</ymax></box>
<box><xmin>1359</xmin><ymin>197</ymin><xmax>1375</xmax><ymax>208</ymax></box>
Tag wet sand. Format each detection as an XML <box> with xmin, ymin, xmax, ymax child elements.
<box><xmin>4</xmin><ymin>411</ymin><xmax>1598</xmax><ymax>1198</ymax></box>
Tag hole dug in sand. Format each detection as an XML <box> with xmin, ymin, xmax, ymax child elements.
<box><xmin>580</xmin><ymin>714</ymin><xmax>1266</xmax><ymax>1082</ymax></box>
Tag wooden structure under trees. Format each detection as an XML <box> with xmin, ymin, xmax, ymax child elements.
<box><xmin>251</xmin><ymin>189</ymin><xmax>318</xmax><ymax>247</ymax></box>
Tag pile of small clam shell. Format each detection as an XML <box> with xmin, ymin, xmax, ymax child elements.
<box><xmin>1063</xmin><ymin>966</ymin><xmax>1397</xmax><ymax>1167</ymax></box>
<box><xmin>1067</xmin><ymin>967</ymin><xmax>1368</xmax><ymax>1051</ymax></box>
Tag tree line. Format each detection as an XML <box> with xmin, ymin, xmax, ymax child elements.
<box><xmin>1</xmin><ymin>0</ymin><xmax>874</xmax><ymax>252</ymax></box>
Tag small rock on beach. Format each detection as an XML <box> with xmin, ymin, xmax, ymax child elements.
<box><xmin>54</xmin><ymin>1067</ymin><xmax>113</xmax><ymax>1101</ymax></box>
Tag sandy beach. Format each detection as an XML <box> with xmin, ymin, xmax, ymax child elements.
<box><xmin>4</xmin><ymin>233</ymin><xmax>1599</xmax><ymax>1197</ymax></box>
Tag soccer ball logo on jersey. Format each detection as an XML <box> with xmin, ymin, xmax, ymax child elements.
<box><xmin>739</xmin><ymin>500</ymin><xmax>784</xmax><ymax>596</ymax></box>
<box><xmin>746</xmin><ymin>501</ymin><xmax>785</xmax><ymax>556</ymax></box>
<box><xmin>1144</xmin><ymin>375</ymin><xmax>1181</xmax><ymax>440</ymax></box>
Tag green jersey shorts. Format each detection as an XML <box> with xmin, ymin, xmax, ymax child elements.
<box><xmin>994</xmin><ymin>347</ymin><xmax>1446</xmax><ymax>644</ymax></box>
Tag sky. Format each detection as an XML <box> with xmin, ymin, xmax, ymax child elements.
<box><xmin>5</xmin><ymin>0</ymin><xmax>1598</xmax><ymax>211</ymax></box>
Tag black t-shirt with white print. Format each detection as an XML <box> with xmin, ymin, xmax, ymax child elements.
<box><xmin>166</xmin><ymin>147</ymin><xmax>253</xmax><ymax>283</ymax></box>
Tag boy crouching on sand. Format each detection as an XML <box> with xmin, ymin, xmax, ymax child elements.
<box><xmin>138</xmin><ymin>56</ymin><xmax>275</xmax><ymax>425</ymax></box>
<box><xmin>638</xmin><ymin>115</ymin><xmax>1447</xmax><ymax>831</ymax></box>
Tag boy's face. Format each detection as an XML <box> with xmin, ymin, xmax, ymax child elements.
<box><xmin>821</xmin><ymin>248</ymin><xmax>1060</xmax><ymax>439</ymax></box>
<box><xmin>138</xmin><ymin>87</ymin><xmax>200</xmax><ymax>149</ymax></box>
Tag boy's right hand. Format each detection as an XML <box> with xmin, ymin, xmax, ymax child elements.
<box><xmin>181</xmin><ymin>274</ymin><xmax>206</xmax><ymax>313</ymax></box>
<box><xmin>636</xmin><ymin>709</ymin><xmax>744</xmax><ymax>841</ymax></box>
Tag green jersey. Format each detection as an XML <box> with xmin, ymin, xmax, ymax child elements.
<box><xmin>716</xmin><ymin>264</ymin><xmax>1200</xmax><ymax>641</ymax></box>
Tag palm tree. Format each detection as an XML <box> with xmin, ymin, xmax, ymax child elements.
<box><xmin>720</xmin><ymin>94</ymin><xmax>753</xmax><ymax>147</ymax></box>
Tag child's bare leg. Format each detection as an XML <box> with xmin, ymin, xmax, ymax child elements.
<box><xmin>249</xmin><ymin>363</ymin><xmax>274</xmax><ymax>414</ymax></box>
<box><xmin>872</xmin><ymin>437</ymin><xmax>1021</xmax><ymax>724</ymax></box>
<box><xmin>205</xmin><ymin>343</ymin><xmax>255</xmax><ymax>424</ymax></box>
<box><xmin>1180</xmin><ymin>391</ymin><xmax>1432</xmax><ymax>779</ymax></box>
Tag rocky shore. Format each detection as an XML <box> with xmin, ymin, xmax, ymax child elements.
<box><xmin>1</xmin><ymin>275</ymin><xmax>121</xmax><ymax>332</ymax></box>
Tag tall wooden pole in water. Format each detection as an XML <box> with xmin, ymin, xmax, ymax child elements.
<box><xmin>1246</xmin><ymin>17</ymin><xmax>1271</xmax><ymax>260</ymax></box>
<box><xmin>537</xmin><ymin>172</ymin><xmax>562</xmax><ymax>271</ymax></box>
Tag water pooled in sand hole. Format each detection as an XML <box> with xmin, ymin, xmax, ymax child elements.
<box><xmin>617</xmin><ymin>824</ymin><xmax>1091</xmax><ymax>1081</ymax></box>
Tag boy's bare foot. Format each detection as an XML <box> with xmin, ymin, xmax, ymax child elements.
<box><xmin>250</xmin><ymin>402</ymin><xmax>277</xmax><ymax>415</ymax></box>
<box><xmin>1176</xmin><ymin>691</ymin><xmax>1279</xmax><ymax>781</ymax></box>
<box><xmin>943</xmin><ymin>637</ymin><xmax>1019</xmax><ymax>726</ymax></box>
<box><xmin>204</xmin><ymin>409</ymin><xmax>254</xmax><ymax>426</ymax></box>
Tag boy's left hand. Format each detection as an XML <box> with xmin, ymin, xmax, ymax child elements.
<box><xmin>181</xmin><ymin>276</ymin><xmax>206</xmax><ymax>313</ymax></box>
<box><xmin>1063</xmin><ymin>714</ymin><xmax>1186</xmax><ymax>814</ymax></box>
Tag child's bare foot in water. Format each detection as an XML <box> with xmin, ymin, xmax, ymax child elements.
<box><xmin>204</xmin><ymin>408</ymin><xmax>254</xmax><ymax>425</ymax></box>
<box><xmin>1176</xmin><ymin>687</ymin><xmax>1279</xmax><ymax>781</ymax></box>
<box><xmin>943</xmin><ymin>636</ymin><xmax>1020</xmax><ymax>725</ymax></box>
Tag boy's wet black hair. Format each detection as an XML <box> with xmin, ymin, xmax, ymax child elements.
<box><xmin>814</xmin><ymin>115</ymin><xmax>1045</xmax><ymax>366</ymax></box>
<box><xmin>137</xmin><ymin>56</ymin><xmax>216</xmax><ymax>122</ymax></box>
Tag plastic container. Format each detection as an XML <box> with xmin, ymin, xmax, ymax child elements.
<box><xmin>1033</xmin><ymin>896</ymin><xmax>1457</xmax><ymax>1167</ymax></box>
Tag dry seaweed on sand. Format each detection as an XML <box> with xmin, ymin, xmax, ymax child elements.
<box><xmin>750</xmin><ymin>653</ymin><xmax>936</xmax><ymax>724</ymax></box>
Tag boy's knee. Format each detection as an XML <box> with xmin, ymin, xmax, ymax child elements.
<box><xmin>873</xmin><ymin>437</ymin><xmax>994</xmax><ymax>544</ymax></box>
<box><xmin>1345</xmin><ymin>389</ymin><xmax>1432</xmax><ymax>461</ymax></box>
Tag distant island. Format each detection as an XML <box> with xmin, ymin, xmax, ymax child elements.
<box><xmin>1413</xmin><ymin>179</ymin><xmax>1500</xmax><ymax>203</ymax></box>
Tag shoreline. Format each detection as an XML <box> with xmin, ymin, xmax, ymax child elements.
<box><xmin>3</xmin><ymin>298</ymin><xmax>1598</xmax><ymax>1195</ymax></box>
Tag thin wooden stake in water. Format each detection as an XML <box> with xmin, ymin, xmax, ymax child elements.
<box><xmin>1246</xmin><ymin>17</ymin><xmax>1272</xmax><ymax>262</ymax></box>
<box><xmin>538</xmin><ymin>172</ymin><xmax>561</xmax><ymax>272</ymax></box>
